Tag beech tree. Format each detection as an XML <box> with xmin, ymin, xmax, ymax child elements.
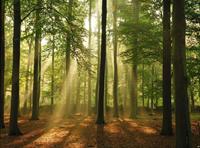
<box><xmin>161</xmin><ymin>0</ymin><xmax>173</xmax><ymax>136</ymax></box>
<box><xmin>96</xmin><ymin>0</ymin><xmax>107</xmax><ymax>124</ymax></box>
<box><xmin>9</xmin><ymin>0</ymin><xmax>22</xmax><ymax>135</ymax></box>
<box><xmin>112</xmin><ymin>0</ymin><xmax>119</xmax><ymax>118</ymax></box>
<box><xmin>31</xmin><ymin>0</ymin><xmax>42</xmax><ymax>120</ymax></box>
<box><xmin>173</xmin><ymin>0</ymin><xmax>192</xmax><ymax>147</ymax></box>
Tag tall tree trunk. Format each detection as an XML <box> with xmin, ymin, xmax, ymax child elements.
<box><xmin>51</xmin><ymin>36</ymin><xmax>55</xmax><ymax>112</ymax></box>
<box><xmin>29</xmin><ymin>65</ymin><xmax>33</xmax><ymax>112</ymax></box>
<box><xmin>95</xmin><ymin>0</ymin><xmax>101</xmax><ymax>114</ymax></box>
<box><xmin>37</xmin><ymin>38</ymin><xmax>41</xmax><ymax>111</ymax></box>
<box><xmin>124</xmin><ymin>65</ymin><xmax>128</xmax><ymax>113</ymax></box>
<box><xmin>173</xmin><ymin>0</ymin><xmax>192</xmax><ymax>147</ymax></box>
<box><xmin>96</xmin><ymin>0</ymin><xmax>107</xmax><ymax>124</ymax></box>
<box><xmin>76</xmin><ymin>69</ymin><xmax>80</xmax><ymax>113</ymax></box>
<box><xmin>23</xmin><ymin>40</ymin><xmax>32</xmax><ymax>113</ymax></box>
<box><xmin>142</xmin><ymin>63</ymin><xmax>145</xmax><ymax>107</ymax></box>
<box><xmin>83</xmin><ymin>72</ymin><xmax>87</xmax><ymax>112</ymax></box>
<box><xmin>189</xmin><ymin>86</ymin><xmax>194</xmax><ymax>112</ymax></box>
<box><xmin>88</xmin><ymin>0</ymin><xmax>92</xmax><ymax>115</ymax></box>
<box><xmin>150</xmin><ymin>65</ymin><xmax>154</xmax><ymax>114</ymax></box>
<box><xmin>31</xmin><ymin>0</ymin><xmax>41</xmax><ymax>120</ymax></box>
<box><xmin>130</xmin><ymin>0</ymin><xmax>139</xmax><ymax>119</ymax></box>
<box><xmin>65</xmin><ymin>0</ymin><xmax>73</xmax><ymax>116</ymax></box>
<box><xmin>112</xmin><ymin>0</ymin><xmax>119</xmax><ymax>118</ymax></box>
<box><xmin>161</xmin><ymin>0</ymin><xmax>173</xmax><ymax>136</ymax></box>
<box><xmin>9</xmin><ymin>0</ymin><xmax>22</xmax><ymax>135</ymax></box>
<box><xmin>105</xmin><ymin>59</ymin><xmax>108</xmax><ymax>112</ymax></box>
<box><xmin>0</xmin><ymin>0</ymin><xmax>5</xmax><ymax>128</ymax></box>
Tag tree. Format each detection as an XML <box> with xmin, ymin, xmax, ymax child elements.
<box><xmin>95</xmin><ymin>0</ymin><xmax>101</xmax><ymax>113</ymax></box>
<box><xmin>112</xmin><ymin>0</ymin><xmax>119</xmax><ymax>118</ymax></box>
<box><xmin>173</xmin><ymin>0</ymin><xmax>192</xmax><ymax>147</ymax></box>
<box><xmin>0</xmin><ymin>0</ymin><xmax>5</xmax><ymax>128</ymax></box>
<box><xmin>51</xmin><ymin>36</ymin><xmax>55</xmax><ymax>112</ymax></box>
<box><xmin>31</xmin><ymin>0</ymin><xmax>42</xmax><ymax>120</ymax></box>
<box><xmin>161</xmin><ymin>0</ymin><xmax>173</xmax><ymax>136</ymax></box>
<box><xmin>88</xmin><ymin>0</ymin><xmax>92</xmax><ymax>115</ymax></box>
<box><xmin>9</xmin><ymin>0</ymin><xmax>22</xmax><ymax>135</ymax></box>
<box><xmin>96</xmin><ymin>0</ymin><xmax>107</xmax><ymax>124</ymax></box>
<box><xmin>130</xmin><ymin>0</ymin><xmax>139</xmax><ymax>119</ymax></box>
<box><xmin>22</xmin><ymin>39</ymin><xmax>32</xmax><ymax>113</ymax></box>
<box><xmin>65</xmin><ymin>0</ymin><xmax>73</xmax><ymax>115</ymax></box>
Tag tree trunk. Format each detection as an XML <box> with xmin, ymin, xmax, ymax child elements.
<box><xmin>96</xmin><ymin>0</ymin><xmax>107</xmax><ymax>124</ymax></box>
<box><xmin>9</xmin><ymin>0</ymin><xmax>22</xmax><ymax>135</ymax></box>
<box><xmin>130</xmin><ymin>65</ymin><xmax>137</xmax><ymax>118</ymax></box>
<box><xmin>161</xmin><ymin>0</ymin><xmax>173</xmax><ymax>136</ymax></box>
<box><xmin>150</xmin><ymin>65</ymin><xmax>154</xmax><ymax>114</ymax></box>
<box><xmin>29</xmin><ymin>65</ymin><xmax>33</xmax><ymax>112</ymax></box>
<box><xmin>65</xmin><ymin>0</ymin><xmax>73</xmax><ymax>116</ymax></box>
<box><xmin>173</xmin><ymin>0</ymin><xmax>192</xmax><ymax>147</ymax></box>
<box><xmin>190</xmin><ymin>86</ymin><xmax>194</xmax><ymax>112</ymax></box>
<box><xmin>112</xmin><ymin>0</ymin><xmax>119</xmax><ymax>118</ymax></box>
<box><xmin>142</xmin><ymin>63</ymin><xmax>145</xmax><ymax>107</ymax></box>
<box><xmin>31</xmin><ymin>0</ymin><xmax>41</xmax><ymax>120</ymax></box>
<box><xmin>95</xmin><ymin>0</ymin><xmax>101</xmax><ymax>114</ymax></box>
<box><xmin>23</xmin><ymin>40</ymin><xmax>32</xmax><ymax>113</ymax></box>
<box><xmin>51</xmin><ymin>36</ymin><xmax>55</xmax><ymax>112</ymax></box>
<box><xmin>88</xmin><ymin>0</ymin><xmax>92</xmax><ymax>115</ymax></box>
<box><xmin>105</xmin><ymin>58</ymin><xmax>108</xmax><ymax>112</ymax></box>
<box><xmin>0</xmin><ymin>0</ymin><xmax>5</xmax><ymax>128</ymax></box>
<box><xmin>124</xmin><ymin>65</ymin><xmax>128</xmax><ymax>113</ymax></box>
<box><xmin>130</xmin><ymin>0</ymin><xmax>139</xmax><ymax>119</ymax></box>
<box><xmin>76</xmin><ymin>69</ymin><xmax>80</xmax><ymax>113</ymax></box>
<box><xmin>83</xmin><ymin>72</ymin><xmax>87</xmax><ymax>112</ymax></box>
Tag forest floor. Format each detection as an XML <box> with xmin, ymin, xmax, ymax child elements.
<box><xmin>0</xmin><ymin>112</ymin><xmax>200</xmax><ymax>148</ymax></box>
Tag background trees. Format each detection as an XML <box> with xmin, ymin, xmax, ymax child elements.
<box><xmin>0</xmin><ymin>0</ymin><xmax>198</xmax><ymax>147</ymax></box>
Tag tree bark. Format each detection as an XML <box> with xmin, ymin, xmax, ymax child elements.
<box><xmin>76</xmin><ymin>69</ymin><xmax>80</xmax><ymax>112</ymax></box>
<box><xmin>9</xmin><ymin>0</ymin><xmax>22</xmax><ymax>135</ymax></box>
<box><xmin>65</xmin><ymin>0</ymin><xmax>73</xmax><ymax>116</ymax></box>
<box><xmin>161</xmin><ymin>0</ymin><xmax>173</xmax><ymax>136</ymax></box>
<box><xmin>150</xmin><ymin>65</ymin><xmax>154</xmax><ymax>114</ymax></box>
<box><xmin>31</xmin><ymin>0</ymin><xmax>42</xmax><ymax>120</ymax></box>
<box><xmin>142</xmin><ymin>63</ymin><xmax>145</xmax><ymax>107</ymax></box>
<box><xmin>173</xmin><ymin>0</ymin><xmax>192</xmax><ymax>147</ymax></box>
<box><xmin>105</xmin><ymin>58</ymin><xmax>108</xmax><ymax>112</ymax></box>
<box><xmin>112</xmin><ymin>0</ymin><xmax>119</xmax><ymax>118</ymax></box>
<box><xmin>23</xmin><ymin>40</ymin><xmax>32</xmax><ymax>113</ymax></box>
<box><xmin>95</xmin><ymin>0</ymin><xmax>101</xmax><ymax>114</ymax></box>
<box><xmin>190</xmin><ymin>86</ymin><xmax>194</xmax><ymax>112</ymax></box>
<box><xmin>0</xmin><ymin>0</ymin><xmax>5</xmax><ymax>128</ymax></box>
<box><xmin>96</xmin><ymin>0</ymin><xmax>107</xmax><ymax>124</ymax></box>
<box><xmin>51</xmin><ymin>36</ymin><xmax>55</xmax><ymax>112</ymax></box>
<box><xmin>88</xmin><ymin>0</ymin><xmax>92</xmax><ymax>115</ymax></box>
<box><xmin>130</xmin><ymin>0</ymin><xmax>139</xmax><ymax>119</ymax></box>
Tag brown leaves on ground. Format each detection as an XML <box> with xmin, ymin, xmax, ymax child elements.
<box><xmin>0</xmin><ymin>114</ymin><xmax>199</xmax><ymax>148</ymax></box>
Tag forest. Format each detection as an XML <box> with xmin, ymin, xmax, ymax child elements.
<box><xmin>0</xmin><ymin>0</ymin><xmax>199</xmax><ymax>147</ymax></box>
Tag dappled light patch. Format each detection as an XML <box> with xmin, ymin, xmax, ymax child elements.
<box><xmin>25</xmin><ymin>127</ymin><xmax>70</xmax><ymax>147</ymax></box>
<box><xmin>5</xmin><ymin>129</ymin><xmax>44</xmax><ymax>147</ymax></box>
<box><xmin>1</xmin><ymin>114</ymin><xmax>200</xmax><ymax>148</ymax></box>
<box><xmin>105</xmin><ymin>123</ymin><xmax>121</xmax><ymax>134</ymax></box>
<box><xmin>141</xmin><ymin>126</ymin><xmax>157</xmax><ymax>134</ymax></box>
<box><xmin>67</xmin><ymin>142</ymin><xmax>85</xmax><ymax>148</ymax></box>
